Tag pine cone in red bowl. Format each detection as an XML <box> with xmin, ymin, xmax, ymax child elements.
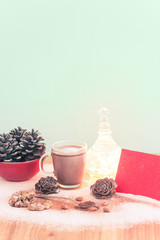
<box><xmin>0</xmin><ymin>158</ymin><xmax>40</xmax><ymax>182</ymax></box>
<box><xmin>0</xmin><ymin>127</ymin><xmax>46</xmax><ymax>181</ymax></box>
<box><xmin>90</xmin><ymin>177</ymin><xmax>118</xmax><ymax>199</ymax></box>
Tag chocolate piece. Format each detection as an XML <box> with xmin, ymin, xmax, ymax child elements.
<box><xmin>78</xmin><ymin>201</ymin><xmax>96</xmax><ymax>209</ymax></box>
<box><xmin>75</xmin><ymin>201</ymin><xmax>99</xmax><ymax>211</ymax></box>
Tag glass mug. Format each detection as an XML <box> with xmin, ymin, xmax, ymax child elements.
<box><xmin>40</xmin><ymin>140</ymin><xmax>87</xmax><ymax>189</ymax></box>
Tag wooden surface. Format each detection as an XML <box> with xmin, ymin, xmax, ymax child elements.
<box><xmin>0</xmin><ymin>220</ymin><xmax>160</xmax><ymax>240</ymax></box>
<box><xmin>1</xmin><ymin>155</ymin><xmax>160</xmax><ymax>240</ymax></box>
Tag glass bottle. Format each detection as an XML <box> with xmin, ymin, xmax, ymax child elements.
<box><xmin>84</xmin><ymin>107</ymin><xmax>121</xmax><ymax>184</ymax></box>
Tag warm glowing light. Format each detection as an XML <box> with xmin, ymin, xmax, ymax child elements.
<box><xmin>83</xmin><ymin>107</ymin><xmax>121</xmax><ymax>184</ymax></box>
<box><xmin>84</xmin><ymin>147</ymin><xmax>121</xmax><ymax>183</ymax></box>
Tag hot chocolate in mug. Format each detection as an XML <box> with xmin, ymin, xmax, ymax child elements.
<box><xmin>40</xmin><ymin>140</ymin><xmax>87</xmax><ymax>188</ymax></box>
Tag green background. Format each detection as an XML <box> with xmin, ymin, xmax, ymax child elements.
<box><xmin>0</xmin><ymin>0</ymin><xmax>160</xmax><ymax>153</ymax></box>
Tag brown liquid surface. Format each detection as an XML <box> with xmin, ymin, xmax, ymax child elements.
<box><xmin>51</xmin><ymin>145</ymin><xmax>86</xmax><ymax>186</ymax></box>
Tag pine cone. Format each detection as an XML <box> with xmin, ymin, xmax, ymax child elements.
<box><xmin>90</xmin><ymin>177</ymin><xmax>118</xmax><ymax>199</ymax></box>
<box><xmin>35</xmin><ymin>176</ymin><xmax>60</xmax><ymax>194</ymax></box>
<box><xmin>20</xmin><ymin>129</ymin><xmax>46</xmax><ymax>161</ymax></box>
<box><xmin>0</xmin><ymin>134</ymin><xmax>21</xmax><ymax>162</ymax></box>
<box><xmin>9</xmin><ymin>126</ymin><xmax>27</xmax><ymax>142</ymax></box>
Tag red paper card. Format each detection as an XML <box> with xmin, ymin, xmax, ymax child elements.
<box><xmin>115</xmin><ymin>149</ymin><xmax>160</xmax><ymax>200</ymax></box>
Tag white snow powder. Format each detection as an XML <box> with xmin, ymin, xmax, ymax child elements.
<box><xmin>1</xmin><ymin>164</ymin><xmax>160</xmax><ymax>231</ymax></box>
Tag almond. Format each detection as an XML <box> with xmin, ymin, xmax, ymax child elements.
<box><xmin>75</xmin><ymin>197</ymin><xmax>83</xmax><ymax>202</ymax></box>
<box><xmin>103</xmin><ymin>207</ymin><xmax>109</xmax><ymax>213</ymax></box>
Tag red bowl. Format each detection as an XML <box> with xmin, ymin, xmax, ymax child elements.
<box><xmin>0</xmin><ymin>159</ymin><xmax>40</xmax><ymax>182</ymax></box>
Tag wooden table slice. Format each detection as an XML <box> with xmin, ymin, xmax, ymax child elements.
<box><xmin>1</xmin><ymin>220</ymin><xmax>160</xmax><ymax>240</ymax></box>
<box><xmin>1</xmin><ymin>161</ymin><xmax>160</xmax><ymax>240</ymax></box>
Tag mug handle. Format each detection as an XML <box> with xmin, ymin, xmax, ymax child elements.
<box><xmin>39</xmin><ymin>153</ymin><xmax>55</xmax><ymax>177</ymax></box>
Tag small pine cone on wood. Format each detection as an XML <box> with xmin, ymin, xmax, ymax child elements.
<box><xmin>35</xmin><ymin>176</ymin><xmax>60</xmax><ymax>194</ymax></box>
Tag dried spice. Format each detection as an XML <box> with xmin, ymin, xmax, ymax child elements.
<box><xmin>35</xmin><ymin>194</ymin><xmax>99</xmax><ymax>212</ymax></box>
<box><xmin>90</xmin><ymin>177</ymin><xmax>118</xmax><ymax>199</ymax></box>
<box><xmin>75</xmin><ymin>201</ymin><xmax>99</xmax><ymax>211</ymax></box>
<box><xmin>35</xmin><ymin>176</ymin><xmax>60</xmax><ymax>194</ymax></box>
